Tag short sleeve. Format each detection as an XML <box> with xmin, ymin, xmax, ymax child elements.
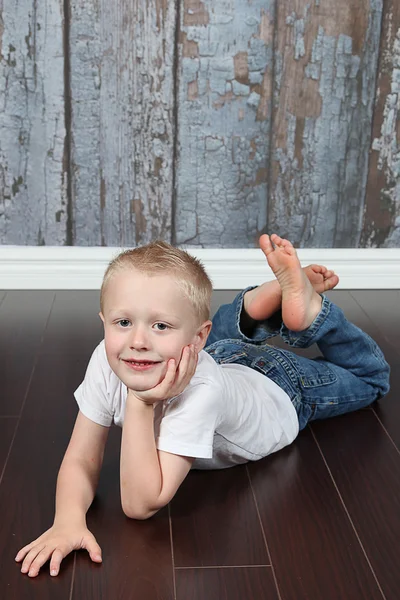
<box><xmin>74</xmin><ymin>341</ymin><xmax>114</xmax><ymax>427</ymax></box>
<box><xmin>156</xmin><ymin>381</ymin><xmax>222</xmax><ymax>459</ymax></box>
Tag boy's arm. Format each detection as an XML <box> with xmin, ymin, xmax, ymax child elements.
<box><xmin>120</xmin><ymin>345</ymin><xmax>197</xmax><ymax>520</ymax></box>
<box><xmin>54</xmin><ymin>410</ymin><xmax>109</xmax><ymax>524</ymax></box>
<box><xmin>16</xmin><ymin>411</ymin><xmax>109</xmax><ymax>577</ymax></box>
<box><xmin>121</xmin><ymin>398</ymin><xmax>194</xmax><ymax>519</ymax></box>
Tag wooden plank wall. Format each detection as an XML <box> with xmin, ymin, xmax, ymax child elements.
<box><xmin>0</xmin><ymin>0</ymin><xmax>399</xmax><ymax>248</ymax></box>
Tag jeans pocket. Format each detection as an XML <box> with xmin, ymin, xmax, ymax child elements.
<box><xmin>296</xmin><ymin>358</ymin><xmax>338</xmax><ymax>389</ymax></box>
<box><xmin>218</xmin><ymin>352</ymin><xmax>248</xmax><ymax>364</ymax></box>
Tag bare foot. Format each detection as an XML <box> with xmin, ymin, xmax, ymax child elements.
<box><xmin>258</xmin><ymin>234</ymin><xmax>324</xmax><ymax>331</ymax></box>
<box><xmin>245</xmin><ymin>262</ymin><xmax>339</xmax><ymax>322</ymax></box>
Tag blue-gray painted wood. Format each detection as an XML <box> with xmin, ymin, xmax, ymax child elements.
<box><xmin>0</xmin><ymin>0</ymin><xmax>67</xmax><ymax>245</ymax></box>
<box><xmin>0</xmin><ymin>0</ymin><xmax>399</xmax><ymax>249</ymax></box>
<box><xmin>268</xmin><ymin>0</ymin><xmax>384</xmax><ymax>248</ymax></box>
<box><xmin>363</xmin><ymin>0</ymin><xmax>400</xmax><ymax>248</ymax></box>
<box><xmin>174</xmin><ymin>0</ymin><xmax>275</xmax><ymax>248</ymax></box>
<box><xmin>69</xmin><ymin>0</ymin><xmax>176</xmax><ymax>246</ymax></box>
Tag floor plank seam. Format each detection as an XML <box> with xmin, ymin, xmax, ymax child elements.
<box><xmin>68</xmin><ymin>552</ymin><xmax>77</xmax><ymax>600</ymax></box>
<box><xmin>174</xmin><ymin>565</ymin><xmax>272</xmax><ymax>569</ymax></box>
<box><xmin>309</xmin><ymin>426</ymin><xmax>388</xmax><ymax>600</ymax></box>
<box><xmin>245</xmin><ymin>465</ymin><xmax>283</xmax><ymax>600</ymax></box>
<box><xmin>371</xmin><ymin>407</ymin><xmax>400</xmax><ymax>457</ymax></box>
<box><xmin>349</xmin><ymin>291</ymin><xmax>400</xmax><ymax>360</ymax></box>
<box><xmin>168</xmin><ymin>503</ymin><xmax>177</xmax><ymax>600</ymax></box>
<box><xmin>0</xmin><ymin>294</ymin><xmax>56</xmax><ymax>489</ymax></box>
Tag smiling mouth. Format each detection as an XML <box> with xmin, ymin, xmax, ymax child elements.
<box><xmin>122</xmin><ymin>359</ymin><xmax>161</xmax><ymax>371</ymax></box>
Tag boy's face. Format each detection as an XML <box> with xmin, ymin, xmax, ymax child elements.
<box><xmin>100</xmin><ymin>268</ymin><xmax>210</xmax><ymax>392</ymax></box>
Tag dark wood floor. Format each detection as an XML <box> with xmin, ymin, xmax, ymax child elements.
<box><xmin>0</xmin><ymin>289</ymin><xmax>399</xmax><ymax>600</ymax></box>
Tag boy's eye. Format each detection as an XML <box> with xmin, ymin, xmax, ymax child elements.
<box><xmin>154</xmin><ymin>323</ymin><xmax>169</xmax><ymax>331</ymax></box>
<box><xmin>117</xmin><ymin>319</ymin><xmax>131</xmax><ymax>328</ymax></box>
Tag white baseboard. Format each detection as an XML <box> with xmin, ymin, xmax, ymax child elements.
<box><xmin>0</xmin><ymin>246</ymin><xmax>399</xmax><ymax>290</ymax></box>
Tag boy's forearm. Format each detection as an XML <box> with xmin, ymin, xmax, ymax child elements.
<box><xmin>120</xmin><ymin>397</ymin><xmax>163</xmax><ymax>518</ymax></box>
<box><xmin>54</xmin><ymin>457</ymin><xmax>100</xmax><ymax>526</ymax></box>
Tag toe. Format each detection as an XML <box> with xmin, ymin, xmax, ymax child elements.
<box><xmin>259</xmin><ymin>234</ymin><xmax>274</xmax><ymax>255</ymax></box>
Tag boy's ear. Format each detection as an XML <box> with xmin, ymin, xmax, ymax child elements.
<box><xmin>99</xmin><ymin>312</ymin><xmax>105</xmax><ymax>324</ymax></box>
<box><xmin>194</xmin><ymin>320</ymin><xmax>212</xmax><ymax>352</ymax></box>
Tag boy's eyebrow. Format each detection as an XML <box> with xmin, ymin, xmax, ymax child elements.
<box><xmin>107</xmin><ymin>308</ymin><xmax>185</xmax><ymax>323</ymax></box>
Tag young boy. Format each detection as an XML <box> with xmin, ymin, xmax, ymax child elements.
<box><xmin>15</xmin><ymin>234</ymin><xmax>390</xmax><ymax>578</ymax></box>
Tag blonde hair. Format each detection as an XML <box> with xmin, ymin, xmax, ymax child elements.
<box><xmin>100</xmin><ymin>241</ymin><xmax>213</xmax><ymax>323</ymax></box>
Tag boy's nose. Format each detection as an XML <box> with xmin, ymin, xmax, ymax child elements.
<box><xmin>129</xmin><ymin>326</ymin><xmax>149</xmax><ymax>350</ymax></box>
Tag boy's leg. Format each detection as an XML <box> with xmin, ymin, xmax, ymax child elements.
<box><xmin>258</xmin><ymin>234</ymin><xmax>390</xmax><ymax>425</ymax></box>
<box><xmin>208</xmin><ymin>251</ymin><xmax>339</xmax><ymax>346</ymax></box>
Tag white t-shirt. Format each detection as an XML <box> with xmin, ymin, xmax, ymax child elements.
<box><xmin>74</xmin><ymin>341</ymin><xmax>299</xmax><ymax>469</ymax></box>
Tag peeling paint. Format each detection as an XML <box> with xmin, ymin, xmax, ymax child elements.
<box><xmin>176</xmin><ymin>0</ymin><xmax>274</xmax><ymax>247</ymax></box>
<box><xmin>269</xmin><ymin>0</ymin><xmax>383</xmax><ymax>248</ymax></box>
<box><xmin>364</xmin><ymin>10</ymin><xmax>400</xmax><ymax>248</ymax></box>
<box><xmin>70</xmin><ymin>0</ymin><xmax>174</xmax><ymax>245</ymax></box>
<box><xmin>0</xmin><ymin>0</ymin><xmax>66</xmax><ymax>244</ymax></box>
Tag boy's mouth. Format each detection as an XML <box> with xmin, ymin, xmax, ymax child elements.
<box><xmin>122</xmin><ymin>359</ymin><xmax>161</xmax><ymax>372</ymax></box>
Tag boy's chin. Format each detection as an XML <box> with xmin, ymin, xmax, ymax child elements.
<box><xmin>120</xmin><ymin>371</ymin><xmax>166</xmax><ymax>392</ymax></box>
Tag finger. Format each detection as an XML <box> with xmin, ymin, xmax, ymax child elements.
<box><xmin>177</xmin><ymin>345</ymin><xmax>191</xmax><ymax>375</ymax></box>
<box><xmin>49</xmin><ymin>548</ymin><xmax>67</xmax><ymax>576</ymax></box>
<box><xmin>83</xmin><ymin>536</ymin><xmax>103</xmax><ymax>563</ymax></box>
<box><xmin>155</xmin><ymin>358</ymin><xmax>177</xmax><ymax>395</ymax></box>
<box><xmin>28</xmin><ymin>547</ymin><xmax>54</xmax><ymax>577</ymax></box>
<box><xmin>20</xmin><ymin>545</ymin><xmax>45</xmax><ymax>574</ymax></box>
<box><xmin>15</xmin><ymin>543</ymin><xmax>35</xmax><ymax>562</ymax></box>
<box><xmin>175</xmin><ymin>346</ymin><xmax>197</xmax><ymax>390</ymax></box>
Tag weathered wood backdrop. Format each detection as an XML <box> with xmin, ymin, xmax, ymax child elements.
<box><xmin>0</xmin><ymin>0</ymin><xmax>399</xmax><ymax>248</ymax></box>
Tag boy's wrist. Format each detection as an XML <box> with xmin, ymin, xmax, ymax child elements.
<box><xmin>54</xmin><ymin>511</ymin><xmax>86</xmax><ymax>528</ymax></box>
<box><xmin>127</xmin><ymin>389</ymin><xmax>156</xmax><ymax>407</ymax></box>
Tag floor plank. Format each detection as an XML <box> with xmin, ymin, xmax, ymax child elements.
<box><xmin>0</xmin><ymin>352</ymin><xmax>82</xmax><ymax>599</ymax></box>
<box><xmin>248</xmin><ymin>428</ymin><xmax>384</xmax><ymax>600</ymax></box>
<box><xmin>372</xmin><ymin>361</ymin><xmax>400</xmax><ymax>452</ymax></box>
<box><xmin>312</xmin><ymin>410</ymin><xmax>400</xmax><ymax>600</ymax></box>
<box><xmin>175</xmin><ymin>567</ymin><xmax>279</xmax><ymax>600</ymax></box>
<box><xmin>0</xmin><ymin>291</ymin><xmax>54</xmax><ymax>416</ymax></box>
<box><xmin>171</xmin><ymin>466</ymin><xmax>269</xmax><ymax>568</ymax></box>
<box><xmin>73</xmin><ymin>427</ymin><xmax>175</xmax><ymax>600</ymax></box>
<box><xmin>40</xmin><ymin>291</ymin><xmax>102</xmax><ymax>357</ymax></box>
<box><xmin>0</xmin><ymin>289</ymin><xmax>399</xmax><ymax>598</ymax></box>
<box><xmin>0</xmin><ymin>418</ymin><xmax>17</xmax><ymax>477</ymax></box>
<box><xmin>350</xmin><ymin>291</ymin><xmax>400</xmax><ymax>361</ymax></box>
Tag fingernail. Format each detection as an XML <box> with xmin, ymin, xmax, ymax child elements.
<box><xmin>51</xmin><ymin>569</ymin><xmax>57</xmax><ymax>576</ymax></box>
<box><xmin>21</xmin><ymin>567</ymin><xmax>27</xmax><ymax>573</ymax></box>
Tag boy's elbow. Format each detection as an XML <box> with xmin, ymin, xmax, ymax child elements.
<box><xmin>121</xmin><ymin>499</ymin><xmax>163</xmax><ymax>520</ymax></box>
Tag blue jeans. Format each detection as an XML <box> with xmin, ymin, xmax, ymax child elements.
<box><xmin>206</xmin><ymin>289</ymin><xmax>390</xmax><ymax>430</ymax></box>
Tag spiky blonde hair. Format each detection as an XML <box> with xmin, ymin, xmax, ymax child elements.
<box><xmin>100</xmin><ymin>241</ymin><xmax>213</xmax><ymax>323</ymax></box>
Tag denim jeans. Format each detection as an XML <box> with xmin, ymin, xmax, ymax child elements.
<box><xmin>206</xmin><ymin>289</ymin><xmax>390</xmax><ymax>430</ymax></box>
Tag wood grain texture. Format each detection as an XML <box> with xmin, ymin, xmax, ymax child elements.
<box><xmin>267</xmin><ymin>0</ymin><xmax>383</xmax><ymax>248</ymax></box>
<box><xmin>69</xmin><ymin>0</ymin><xmax>176</xmax><ymax>246</ymax></box>
<box><xmin>0</xmin><ymin>417</ymin><xmax>17</xmax><ymax>475</ymax></box>
<box><xmin>174</xmin><ymin>0</ymin><xmax>275</xmax><ymax>247</ymax></box>
<box><xmin>73</xmin><ymin>428</ymin><xmax>175</xmax><ymax>600</ymax></box>
<box><xmin>0</xmin><ymin>0</ymin><xmax>67</xmax><ymax>245</ymax></box>
<box><xmin>248</xmin><ymin>428</ymin><xmax>384</xmax><ymax>600</ymax></box>
<box><xmin>312</xmin><ymin>410</ymin><xmax>400</xmax><ymax>600</ymax></box>
<box><xmin>175</xmin><ymin>567</ymin><xmax>279</xmax><ymax>600</ymax></box>
<box><xmin>0</xmin><ymin>291</ymin><xmax>54</xmax><ymax>415</ymax></box>
<box><xmin>362</xmin><ymin>1</ymin><xmax>400</xmax><ymax>247</ymax></box>
<box><xmin>0</xmin><ymin>352</ymin><xmax>81</xmax><ymax>599</ymax></box>
<box><xmin>170</xmin><ymin>466</ymin><xmax>269</xmax><ymax>567</ymax></box>
<box><xmin>41</xmin><ymin>290</ymin><xmax>102</xmax><ymax>356</ymax></box>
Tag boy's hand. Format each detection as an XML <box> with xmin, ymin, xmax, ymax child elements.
<box><xmin>15</xmin><ymin>523</ymin><xmax>102</xmax><ymax>577</ymax></box>
<box><xmin>129</xmin><ymin>344</ymin><xmax>198</xmax><ymax>405</ymax></box>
